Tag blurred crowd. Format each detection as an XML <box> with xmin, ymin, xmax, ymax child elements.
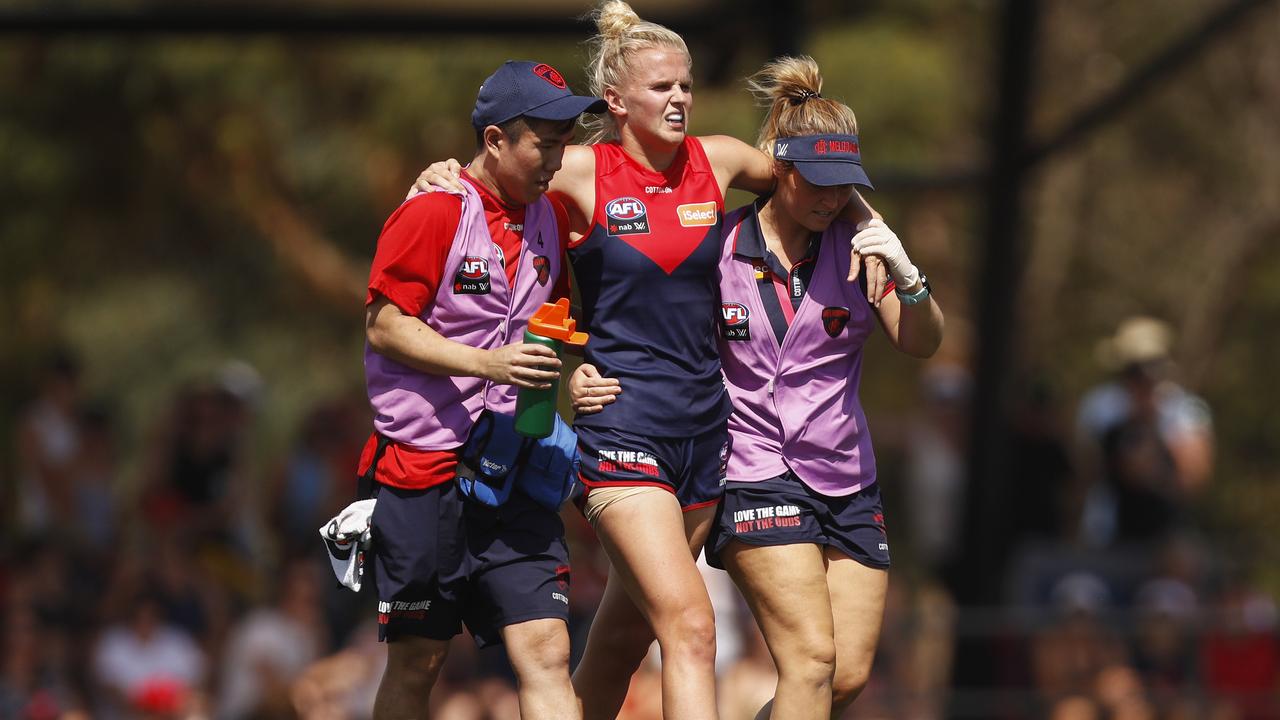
<box><xmin>3</xmin><ymin>315</ymin><xmax>1276</xmax><ymax>719</ymax></box>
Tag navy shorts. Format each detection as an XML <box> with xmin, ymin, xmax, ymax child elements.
<box><xmin>370</xmin><ymin>482</ymin><xmax>571</xmax><ymax>648</ymax></box>
<box><xmin>705</xmin><ymin>473</ymin><xmax>891</xmax><ymax>570</ymax></box>
<box><xmin>575</xmin><ymin>423</ymin><xmax>730</xmax><ymax>511</ymax></box>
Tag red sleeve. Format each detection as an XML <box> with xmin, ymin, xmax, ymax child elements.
<box><xmin>548</xmin><ymin>193</ymin><xmax>573</xmax><ymax>301</ymax></box>
<box><xmin>366</xmin><ymin>193</ymin><xmax>463</xmax><ymax>316</ymax></box>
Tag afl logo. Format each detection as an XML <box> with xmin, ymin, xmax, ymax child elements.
<box><xmin>459</xmin><ymin>256</ymin><xmax>489</xmax><ymax>279</ymax></box>
<box><xmin>606</xmin><ymin>197</ymin><xmax>646</xmax><ymax>221</ymax></box>
<box><xmin>453</xmin><ymin>255</ymin><xmax>492</xmax><ymax>295</ymax></box>
<box><xmin>605</xmin><ymin>196</ymin><xmax>650</xmax><ymax>236</ymax></box>
<box><xmin>533</xmin><ymin>63</ymin><xmax>567</xmax><ymax>90</ymax></box>
<box><xmin>721</xmin><ymin>302</ymin><xmax>751</xmax><ymax>341</ymax></box>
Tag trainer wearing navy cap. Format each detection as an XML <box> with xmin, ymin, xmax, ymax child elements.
<box><xmin>701</xmin><ymin>57</ymin><xmax>941</xmax><ymax>719</ymax></box>
<box><xmin>360</xmin><ymin>60</ymin><xmax>602</xmax><ymax>720</ymax></box>
<box><xmin>773</xmin><ymin>132</ymin><xmax>874</xmax><ymax>189</ymax></box>
<box><xmin>473</xmin><ymin>60</ymin><xmax>608</xmax><ymax>129</ymax></box>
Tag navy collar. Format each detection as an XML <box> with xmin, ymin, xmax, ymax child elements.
<box><xmin>733</xmin><ymin>196</ymin><xmax>821</xmax><ymax>278</ymax></box>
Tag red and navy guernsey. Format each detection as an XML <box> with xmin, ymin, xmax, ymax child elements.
<box><xmin>568</xmin><ymin>138</ymin><xmax>732</xmax><ymax>437</ymax></box>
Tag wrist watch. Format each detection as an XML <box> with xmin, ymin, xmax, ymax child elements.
<box><xmin>895</xmin><ymin>274</ymin><xmax>931</xmax><ymax>305</ymax></box>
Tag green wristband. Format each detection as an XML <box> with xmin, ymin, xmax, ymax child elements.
<box><xmin>895</xmin><ymin>275</ymin><xmax>931</xmax><ymax>305</ymax></box>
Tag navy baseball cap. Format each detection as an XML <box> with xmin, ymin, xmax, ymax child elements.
<box><xmin>774</xmin><ymin>133</ymin><xmax>873</xmax><ymax>189</ymax></box>
<box><xmin>472</xmin><ymin>61</ymin><xmax>607</xmax><ymax>130</ymax></box>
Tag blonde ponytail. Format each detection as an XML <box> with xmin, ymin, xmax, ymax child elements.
<box><xmin>748</xmin><ymin>56</ymin><xmax>858</xmax><ymax>156</ymax></box>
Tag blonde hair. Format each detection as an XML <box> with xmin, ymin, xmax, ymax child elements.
<box><xmin>583</xmin><ymin>0</ymin><xmax>691</xmax><ymax>144</ymax></box>
<box><xmin>747</xmin><ymin>56</ymin><xmax>858</xmax><ymax>156</ymax></box>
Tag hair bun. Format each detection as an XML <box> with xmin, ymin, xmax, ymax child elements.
<box><xmin>595</xmin><ymin>0</ymin><xmax>642</xmax><ymax>38</ymax></box>
<box><xmin>789</xmin><ymin>89</ymin><xmax>821</xmax><ymax>105</ymax></box>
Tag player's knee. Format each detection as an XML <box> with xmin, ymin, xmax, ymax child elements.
<box><xmin>659</xmin><ymin>603</ymin><xmax>716</xmax><ymax>661</ymax></box>
<box><xmin>386</xmin><ymin>636</ymin><xmax>449</xmax><ymax>684</ymax></box>
<box><xmin>778</xmin><ymin>636</ymin><xmax>836</xmax><ymax>690</ymax></box>
<box><xmin>507</xmin><ymin>621</ymin><xmax>571</xmax><ymax>680</ymax></box>
<box><xmin>525</xmin><ymin>637</ymin><xmax>571</xmax><ymax>677</ymax></box>
<box><xmin>830</xmin><ymin>662</ymin><xmax>872</xmax><ymax>711</ymax></box>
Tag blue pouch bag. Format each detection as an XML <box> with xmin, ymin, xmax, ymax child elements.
<box><xmin>457</xmin><ymin>411</ymin><xmax>529</xmax><ymax>508</ymax></box>
<box><xmin>515</xmin><ymin>413</ymin><xmax>580</xmax><ymax>512</ymax></box>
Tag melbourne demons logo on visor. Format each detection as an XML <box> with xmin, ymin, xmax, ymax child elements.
<box><xmin>721</xmin><ymin>302</ymin><xmax>751</xmax><ymax>341</ymax></box>
<box><xmin>821</xmin><ymin>306</ymin><xmax>851</xmax><ymax>337</ymax></box>
<box><xmin>605</xmin><ymin>196</ymin><xmax>650</xmax><ymax>236</ymax></box>
<box><xmin>533</xmin><ymin>63</ymin><xmax>567</xmax><ymax>89</ymax></box>
<box><xmin>453</xmin><ymin>255</ymin><xmax>492</xmax><ymax>295</ymax></box>
<box><xmin>532</xmin><ymin>255</ymin><xmax>551</xmax><ymax>286</ymax></box>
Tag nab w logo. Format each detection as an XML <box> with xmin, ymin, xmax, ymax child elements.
<box><xmin>775</xmin><ymin>142</ymin><xmax>789</xmax><ymax>158</ymax></box>
<box><xmin>721</xmin><ymin>302</ymin><xmax>751</xmax><ymax>341</ymax></box>
<box><xmin>604</xmin><ymin>196</ymin><xmax>650</xmax><ymax>237</ymax></box>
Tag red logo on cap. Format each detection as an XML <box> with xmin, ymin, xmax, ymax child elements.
<box><xmin>533</xmin><ymin>63</ymin><xmax>567</xmax><ymax>89</ymax></box>
<box><xmin>814</xmin><ymin>138</ymin><xmax>858</xmax><ymax>155</ymax></box>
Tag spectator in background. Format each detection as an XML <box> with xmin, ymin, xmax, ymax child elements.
<box><xmin>1031</xmin><ymin>572</ymin><xmax>1128</xmax><ymax>709</ymax></box>
<box><xmin>15</xmin><ymin>349</ymin><xmax>84</xmax><ymax>537</ymax></box>
<box><xmin>291</xmin><ymin>621</ymin><xmax>385</xmax><ymax>720</ymax></box>
<box><xmin>0</xmin><ymin>577</ymin><xmax>83</xmax><ymax>719</ymax></box>
<box><xmin>903</xmin><ymin>363</ymin><xmax>970</xmax><ymax>577</ymax></box>
<box><xmin>1005</xmin><ymin>377</ymin><xmax>1076</xmax><ymax>546</ymax></box>
<box><xmin>1076</xmin><ymin>316</ymin><xmax>1214</xmax><ymax>548</ymax></box>
<box><xmin>1048</xmin><ymin>694</ymin><xmax>1102</xmax><ymax>720</ymax></box>
<box><xmin>1201</xmin><ymin>581</ymin><xmax>1279</xmax><ymax>720</ymax></box>
<box><xmin>1130</xmin><ymin>577</ymin><xmax>1200</xmax><ymax>713</ymax></box>
<box><xmin>67</xmin><ymin>405</ymin><xmax>120</xmax><ymax>552</ymax></box>
<box><xmin>91</xmin><ymin>591</ymin><xmax>207</xmax><ymax>720</ymax></box>
<box><xmin>98</xmin><ymin>533</ymin><xmax>231</xmax><ymax>663</ymax></box>
<box><xmin>141</xmin><ymin>361</ymin><xmax>263</xmax><ymax>538</ymax></box>
<box><xmin>1091</xmin><ymin>664</ymin><xmax>1157</xmax><ymax>720</ymax></box>
<box><xmin>216</xmin><ymin>558</ymin><xmax>327</xmax><ymax>719</ymax></box>
<box><xmin>271</xmin><ymin>398</ymin><xmax>368</xmax><ymax>554</ymax></box>
<box><xmin>14</xmin><ymin>347</ymin><xmax>123</xmax><ymax>557</ymax></box>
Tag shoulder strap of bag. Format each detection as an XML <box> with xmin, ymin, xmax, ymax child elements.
<box><xmin>356</xmin><ymin>434</ymin><xmax>395</xmax><ymax>501</ymax></box>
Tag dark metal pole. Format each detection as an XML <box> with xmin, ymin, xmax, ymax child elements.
<box><xmin>948</xmin><ymin>0</ymin><xmax>1039</xmax><ymax>716</ymax></box>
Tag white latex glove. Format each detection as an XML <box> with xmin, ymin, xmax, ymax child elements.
<box><xmin>322</xmin><ymin>498</ymin><xmax>376</xmax><ymax>548</ymax></box>
<box><xmin>320</xmin><ymin>498</ymin><xmax>377</xmax><ymax>592</ymax></box>
<box><xmin>851</xmin><ymin>219</ymin><xmax>919</xmax><ymax>290</ymax></box>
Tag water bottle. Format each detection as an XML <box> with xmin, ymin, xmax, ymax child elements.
<box><xmin>514</xmin><ymin>299</ymin><xmax>588</xmax><ymax>438</ymax></box>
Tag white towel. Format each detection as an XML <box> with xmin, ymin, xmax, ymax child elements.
<box><xmin>319</xmin><ymin>499</ymin><xmax>376</xmax><ymax>592</ymax></box>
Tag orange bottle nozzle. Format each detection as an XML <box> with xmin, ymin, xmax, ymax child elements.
<box><xmin>528</xmin><ymin>298</ymin><xmax>588</xmax><ymax>346</ymax></box>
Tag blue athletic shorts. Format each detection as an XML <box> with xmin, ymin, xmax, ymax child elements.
<box><xmin>705</xmin><ymin>473</ymin><xmax>891</xmax><ymax>570</ymax></box>
<box><xmin>575</xmin><ymin>423</ymin><xmax>730</xmax><ymax>511</ymax></box>
<box><xmin>370</xmin><ymin>482</ymin><xmax>570</xmax><ymax>647</ymax></box>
